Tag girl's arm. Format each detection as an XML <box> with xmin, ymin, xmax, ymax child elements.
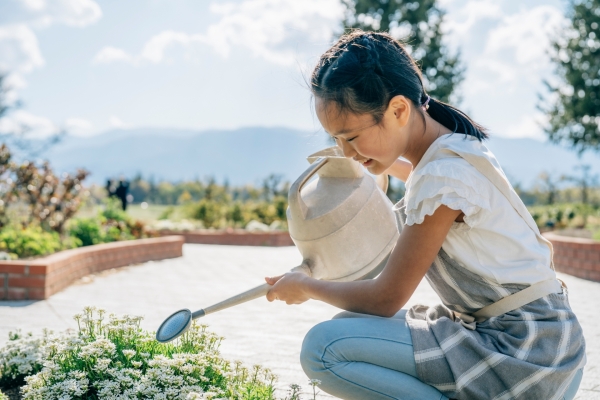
<box><xmin>384</xmin><ymin>158</ymin><xmax>413</xmax><ymax>182</ymax></box>
<box><xmin>265</xmin><ymin>205</ymin><xmax>461</xmax><ymax>317</ymax></box>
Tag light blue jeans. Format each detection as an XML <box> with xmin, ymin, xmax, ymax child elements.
<box><xmin>300</xmin><ymin>310</ymin><xmax>583</xmax><ymax>400</ymax></box>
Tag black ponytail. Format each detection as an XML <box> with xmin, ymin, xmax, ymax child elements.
<box><xmin>311</xmin><ymin>30</ymin><xmax>488</xmax><ymax>141</ymax></box>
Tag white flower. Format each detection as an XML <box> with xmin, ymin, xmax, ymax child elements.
<box><xmin>122</xmin><ymin>349</ymin><xmax>136</xmax><ymax>359</ymax></box>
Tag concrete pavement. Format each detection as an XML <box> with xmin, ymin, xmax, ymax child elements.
<box><xmin>1</xmin><ymin>244</ymin><xmax>598</xmax><ymax>399</ymax></box>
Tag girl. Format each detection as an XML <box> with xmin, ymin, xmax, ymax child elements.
<box><xmin>265</xmin><ymin>31</ymin><xmax>586</xmax><ymax>400</ymax></box>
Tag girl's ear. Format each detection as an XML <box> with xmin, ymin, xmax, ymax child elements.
<box><xmin>388</xmin><ymin>95</ymin><xmax>411</xmax><ymax>128</ymax></box>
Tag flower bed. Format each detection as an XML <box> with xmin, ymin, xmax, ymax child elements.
<box><xmin>0</xmin><ymin>307</ymin><xmax>279</xmax><ymax>399</ymax></box>
<box><xmin>0</xmin><ymin>236</ymin><xmax>184</xmax><ymax>301</ymax></box>
<box><xmin>544</xmin><ymin>232</ymin><xmax>600</xmax><ymax>282</ymax></box>
<box><xmin>0</xmin><ymin>307</ymin><xmax>321</xmax><ymax>400</ymax></box>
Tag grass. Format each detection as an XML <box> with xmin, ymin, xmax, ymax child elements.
<box><xmin>75</xmin><ymin>204</ymin><xmax>187</xmax><ymax>223</ymax></box>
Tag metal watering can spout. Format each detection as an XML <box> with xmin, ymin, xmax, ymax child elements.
<box><xmin>156</xmin><ymin>146</ymin><xmax>399</xmax><ymax>343</ymax></box>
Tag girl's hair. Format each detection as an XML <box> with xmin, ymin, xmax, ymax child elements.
<box><xmin>311</xmin><ymin>30</ymin><xmax>488</xmax><ymax>141</ymax></box>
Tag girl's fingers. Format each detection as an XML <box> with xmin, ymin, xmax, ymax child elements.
<box><xmin>265</xmin><ymin>275</ymin><xmax>283</xmax><ymax>302</ymax></box>
<box><xmin>264</xmin><ymin>275</ymin><xmax>284</xmax><ymax>285</ymax></box>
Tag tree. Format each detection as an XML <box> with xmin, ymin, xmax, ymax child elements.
<box><xmin>541</xmin><ymin>0</ymin><xmax>600</xmax><ymax>154</ymax></box>
<box><xmin>562</xmin><ymin>164</ymin><xmax>598</xmax><ymax>205</ymax></box>
<box><xmin>536</xmin><ymin>171</ymin><xmax>560</xmax><ymax>205</ymax></box>
<box><xmin>341</xmin><ymin>0</ymin><xmax>464</xmax><ymax>103</ymax></box>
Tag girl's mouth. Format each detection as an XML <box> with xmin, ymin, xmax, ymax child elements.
<box><xmin>362</xmin><ymin>159</ymin><xmax>373</xmax><ymax>167</ymax></box>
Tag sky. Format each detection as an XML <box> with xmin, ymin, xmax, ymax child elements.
<box><xmin>0</xmin><ymin>0</ymin><xmax>569</xmax><ymax>141</ymax></box>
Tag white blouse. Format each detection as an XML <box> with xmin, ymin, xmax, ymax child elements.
<box><xmin>397</xmin><ymin>134</ymin><xmax>555</xmax><ymax>286</ymax></box>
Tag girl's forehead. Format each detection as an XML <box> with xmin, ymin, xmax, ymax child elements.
<box><xmin>315</xmin><ymin>98</ymin><xmax>375</xmax><ymax>136</ymax></box>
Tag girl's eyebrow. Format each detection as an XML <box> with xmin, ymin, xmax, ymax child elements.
<box><xmin>329</xmin><ymin>121</ymin><xmax>379</xmax><ymax>136</ymax></box>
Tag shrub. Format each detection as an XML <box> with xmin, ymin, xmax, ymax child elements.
<box><xmin>0</xmin><ymin>225</ymin><xmax>77</xmax><ymax>259</ymax></box>
<box><xmin>68</xmin><ymin>218</ymin><xmax>104</xmax><ymax>246</ymax></box>
<box><xmin>68</xmin><ymin>200</ymin><xmax>147</xmax><ymax>247</ymax></box>
<box><xmin>528</xmin><ymin>203</ymin><xmax>600</xmax><ymax>230</ymax></box>
<box><xmin>185</xmin><ymin>197</ymin><xmax>288</xmax><ymax>230</ymax></box>
<box><xmin>159</xmin><ymin>206</ymin><xmax>175</xmax><ymax>220</ymax></box>
<box><xmin>0</xmin><ymin>307</ymin><xmax>279</xmax><ymax>400</ymax></box>
<box><xmin>187</xmin><ymin>199</ymin><xmax>225</xmax><ymax>228</ymax></box>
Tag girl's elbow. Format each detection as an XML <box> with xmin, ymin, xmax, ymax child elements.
<box><xmin>374</xmin><ymin>296</ymin><xmax>406</xmax><ymax>318</ymax></box>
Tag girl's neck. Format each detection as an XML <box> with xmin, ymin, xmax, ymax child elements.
<box><xmin>403</xmin><ymin>114</ymin><xmax>452</xmax><ymax>168</ymax></box>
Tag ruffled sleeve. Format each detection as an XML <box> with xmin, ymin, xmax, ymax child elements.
<box><xmin>404</xmin><ymin>157</ymin><xmax>492</xmax><ymax>227</ymax></box>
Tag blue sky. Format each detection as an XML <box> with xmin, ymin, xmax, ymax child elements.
<box><xmin>0</xmin><ymin>0</ymin><xmax>567</xmax><ymax>140</ymax></box>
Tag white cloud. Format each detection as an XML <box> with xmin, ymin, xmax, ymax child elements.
<box><xmin>501</xmin><ymin>113</ymin><xmax>547</xmax><ymax>140</ymax></box>
<box><xmin>0</xmin><ymin>1</ymin><xmax>101</xmax><ymax>140</ymax></box>
<box><xmin>108</xmin><ymin>116</ymin><xmax>131</xmax><ymax>129</ymax></box>
<box><xmin>12</xmin><ymin>0</ymin><xmax>102</xmax><ymax>28</ymax></box>
<box><xmin>49</xmin><ymin>0</ymin><xmax>102</xmax><ymax>27</ymax></box>
<box><xmin>442</xmin><ymin>0</ymin><xmax>504</xmax><ymax>42</ymax></box>
<box><xmin>93</xmin><ymin>0</ymin><xmax>343</xmax><ymax>67</ymax></box>
<box><xmin>204</xmin><ymin>0</ymin><xmax>343</xmax><ymax>65</ymax></box>
<box><xmin>140</xmin><ymin>31</ymin><xmax>205</xmax><ymax>64</ymax></box>
<box><xmin>472</xmin><ymin>5</ymin><xmax>566</xmax><ymax>92</ymax></box>
<box><xmin>0</xmin><ymin>112</ymin><xmax>96</xmax><ymax>138</ymax></box>
<box><xmin>0</xmin><ymin>109</ymin><xmax>59</xmax><ymax>138</ymax></box>
<box><xmin>93</xmin><ymin>46</ymin><xmax>135</xmax><ymax>65</ymax></box>
<box><xmin>0</xmin><ymin>24</ymin><xmax>45</xmax><ymax>74</ymax></box>
<box><xmin>93</xmin><ymin>31</ymin><xmax>207</xmax><ymax>66</ymax></box>
<box><xmin>65</xmin><ymin>117</ymin><xmax>94</xmax><ymax>136</ymax></box>
<box><xmin>0</xmin><ymin>0</ymin><xmax>102</xmax><ymax>95</ymax></box>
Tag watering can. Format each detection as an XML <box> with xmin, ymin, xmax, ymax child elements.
<box><xmin>156</xmin><ymin>146</ymin><xmax>400</xmax><ymax>342</ymax></box>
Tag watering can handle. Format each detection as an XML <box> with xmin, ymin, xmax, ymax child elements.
<box><xmin>195</xmin><ymin>263</ymin><xmax>312</xmax><ymax>317</ymax></box>
<box><xmin>289</xmin><ymin>157</ymin><xmax>329</xmax><ymax>219</ymax></box>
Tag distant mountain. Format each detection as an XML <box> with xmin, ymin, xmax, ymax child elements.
<box><xmin>44</xmin><ymin>127</ymin><xmax>331</xmax><ymax>186</ymax></box>
<box><xmin>42</xmin><ymin>127</ymin><xmax>600</xmax><ymax>188</ymax></box>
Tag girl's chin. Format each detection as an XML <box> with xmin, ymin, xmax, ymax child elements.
<box><xmin>365</xmin><ymin>163</ymin><xmax>384</xmax><ymax>175</ymax></box>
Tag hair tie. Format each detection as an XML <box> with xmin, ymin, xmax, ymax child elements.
<box><xmin>422</xmin><ymin>95</ymin><xmax>431</xmax><ymax>111</ymax></box>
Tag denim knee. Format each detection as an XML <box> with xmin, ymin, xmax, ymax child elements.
<box><xmin>300</xmin><ymin>320</ymin><xmax>335</xmax><ymax>380</ymax></box>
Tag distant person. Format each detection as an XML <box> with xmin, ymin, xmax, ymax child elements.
<box><xmin>105</xmin><ymin>179</ymin><xmax>115</xmax><ymax>198</ymax></box>
<box><xmin>115</xmin><ymin>180</ymin><xmax>129</xmax><ymax>211</ymax></box>
<box><xmin>264</xmin><ymin>31</ymin><xmax>585</xmax><ymax>400</ymax></box>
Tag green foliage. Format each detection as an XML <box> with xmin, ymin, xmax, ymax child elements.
<box><xmin>68</xmin><ymin>200</ymin><xmax>147</xmax><ymax>246</ymax></box>
<box><xmin>528</xmin><ymin>202</ymin><xmax>599</xmax><ymax>229</ymax></box>
<box><xmin>0</xmin><ymin>307</ymin><xmax>284</xmax><ymax>399</ymax></box>
<box><xmin>188</xmin><ymin>198</ymin><xmax>225</xmax><ymax>229</ymax></box>
<box><xmin>0</xmin><ymin>389</ymin><xmax>7</xmax><ymax>400</ymax></box>
<box><xmin>341</xmin><ymin>0</ymin><xmax>464</xmax><ymax>102</ymax></box>
<box><xmin>67</xmin><ymin>218</ymin><xmax>104</xmax><ymax>247</ymax></box>
<box><xmin>128</xmin><ymin>174</ymin><xmax>288</xmax><ymax>207</ymax></box>
<box><xmin>185</xmin><ymin>196</ymin><xmax>288</xmax><ymax>229</ymax></box>
<box><xmin>158</xmin><ymin>206</ymin><xmax>175</xmax><ymax>220</ymax></box>
<box><xmin>541</xmin><ymin>0</ymin><xmax>600</xmax><ymax>153</ymax></box>
<box><xmin>0</xmin><ymin>225</ymin><xmax>75</xmax><ymax>259</ymax></box>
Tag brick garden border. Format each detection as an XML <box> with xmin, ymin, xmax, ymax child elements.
<box><xmin>544</xmin><ymin>232</ymin><xmax>600</xmax><ymax>282</ymax></box>
<box><xmin>0</xmin><ymin>236</ymin><xmax>184</xmax><ymax>301</ymax></box>
<box><xmin>154</xmin><ymin>230</ymin><xmax>294</xmax><ymax>247</ymax></box>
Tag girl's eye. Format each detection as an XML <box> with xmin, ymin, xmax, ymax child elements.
<box><xmin>346</xmin><ymin>136</ymin><xmax>357</xmax><ymax>142</ymax></box>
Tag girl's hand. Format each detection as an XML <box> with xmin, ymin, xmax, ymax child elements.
<box><xmin>265</xmin><ymin>272</ymin><xmax>311</xmax><ymax>305</ymax></box>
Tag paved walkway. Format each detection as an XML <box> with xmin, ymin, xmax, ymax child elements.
<box><xmin>1</xmin><ymin>244</ymin><xmax>599</xmax><ymax>399</ymax></box>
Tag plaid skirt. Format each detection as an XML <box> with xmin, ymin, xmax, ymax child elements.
<box><xmin>395</xmin><ymin>200</ymin><xmax>586</xmax><ymax>400</ymax></box>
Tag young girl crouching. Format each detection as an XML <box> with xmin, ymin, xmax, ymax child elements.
<box><xmin>265</xmin><ymin>31</ymin><xmax>586</xmax><ymax>400</ymax></box>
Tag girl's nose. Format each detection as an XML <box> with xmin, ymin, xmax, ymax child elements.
<box><xmin>338</xmin><ymin>140</ymin><xmax>357</xmax><ymax>158</ymax></box>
